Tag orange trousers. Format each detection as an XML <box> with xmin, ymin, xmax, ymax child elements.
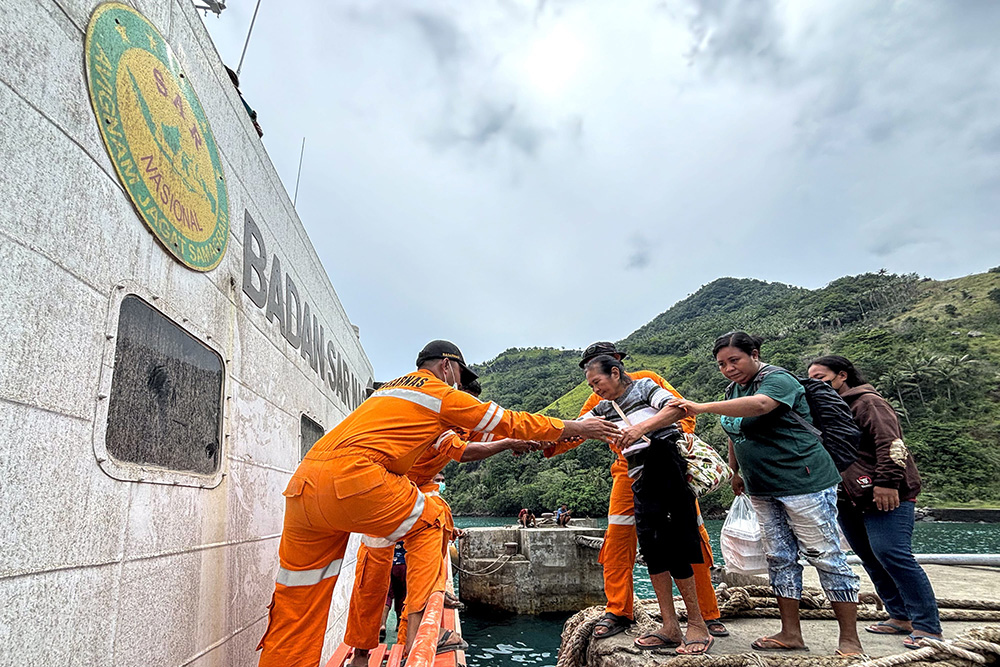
<box><xmin>344</xmin><ymin>491</ymin><xmax>452</xmax><ymax>651</ymax></box>
<box><xmin>258</xmin><ymin>455</ymin><xmax>447</xmax><ymax>667</ymax></box>
<box><xmin>599</xmin><ymin>466</ymin><xmax>719</xmax><ymax>621</ymax></box>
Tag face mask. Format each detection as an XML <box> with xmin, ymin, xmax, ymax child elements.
<box><xmin>437</xmin><ymin>481</ymin><xmax>446</xmax><ymax>493</ymax></box>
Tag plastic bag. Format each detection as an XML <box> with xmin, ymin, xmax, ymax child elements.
<box><xmin>721</xmin><ymin>495</ymin><xmax>768</xmax><ymax>574</ymax></box>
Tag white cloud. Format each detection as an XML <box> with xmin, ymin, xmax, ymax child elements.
<box><xmin>201</xmin><ymin>0</ymin><xmax>1000</xmax><ymax>380</ymax></box>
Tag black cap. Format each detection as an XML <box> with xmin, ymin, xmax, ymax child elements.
<box><xmin>416</xmin><ymin>340</ymin><xmax>479</xmax><ymax>386</ymax></box>
<box><xmin>579</xmin><ymin>341</ymin><xmax>627</xmax><ymax>368</ymax></box>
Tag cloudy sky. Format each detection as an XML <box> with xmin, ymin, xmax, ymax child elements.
<box><xmin>200</xmin><ymin>0</ymin><xmax>1000</xmax><ymax>380</ymax></box>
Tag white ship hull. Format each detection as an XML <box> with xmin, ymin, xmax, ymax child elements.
<box><xmin>0</xmin><ymin>1</ymin><xmax>372</xmax><ymax>664</ymax></box>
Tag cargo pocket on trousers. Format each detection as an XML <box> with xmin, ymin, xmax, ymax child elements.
<box><xmin>333</xmin><ymin>467</ymin><xmax>384</xmax><ymax>499</ymax></box>
<box><xmin>282</xmin><ymin>476</ymin><xmax>314</xmax><ymax>528</ymax></box>
<box><xmin>597</xmin><ymin>534</ymin><xmax>610</xmax><ymax>565</ymax></box>
<box><xmin>282</xmin><ymin>476</ymin><xmax>307</xmax><ymax>498</ymax></box>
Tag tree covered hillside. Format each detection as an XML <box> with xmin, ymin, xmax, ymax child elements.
<box><xmin>443</xmin><ymin>269</ymin><xmax>1000</xmax><ymax>516</ymax></box>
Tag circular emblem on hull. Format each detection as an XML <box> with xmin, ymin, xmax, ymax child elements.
<box><xmin>85</xmin><ymin>3</ymin><xmax>229</xmax><ymax>271</ymax></box>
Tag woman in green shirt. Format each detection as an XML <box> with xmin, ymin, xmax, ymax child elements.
<box><xmin>669</xmin><ymin>332</ymin><xmax>862</xmax><ymax>656</ymax></box>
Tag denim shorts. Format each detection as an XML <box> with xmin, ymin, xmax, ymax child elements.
<box><xmin>750</xmin><ymin>485</ymin><xmax>859</xmax><ymax>603</ymax></box>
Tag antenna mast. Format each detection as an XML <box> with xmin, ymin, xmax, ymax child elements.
<box><xmin>293</xmin><ymin>137</ymin><xmax>306</xmax><ymax>207</ymax></box>
<box><xmin>236</xmin><ymin>0</ymin><xmax>262</xmax><ymax>76</ymax></box>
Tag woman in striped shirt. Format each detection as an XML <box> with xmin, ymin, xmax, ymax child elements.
<box><xmin>581</xmin><ymin>355</ymin><xmax>713</xmax><ymax>655</ymax></box>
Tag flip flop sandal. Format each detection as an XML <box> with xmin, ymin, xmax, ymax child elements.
<box><xmin>437</xmin><ymin>629</ymin><xmax>470</xmax><ymax>655</ymax></box>
<box><xmin>634</xmin><ymin>632</ymin><xmax>682</xmax><ymax>651</ymax></box>
<box><xmin>592</xmin><ymin>613</ymin><xmax>633</xmax><ymax>639</ymax></box>
<box><xmin>677</xmin><ymin>637</ymin><xmax>714</xmax><ymax>656</ymax></box>
<box><xmin>865</xmin><ymin>621</ymin><xmax>910</xmax><ymax>635</ymax></box>
<box><xmin>751</xmin><ymin>637</ymin><xmax>810</xmax><ymax>652</ymax></box>
<box><xmin>706</xmin><ymin>620</ymin><xmax>730</xmax><ymax>637</ymax></box>
<box><xmin>903</xmin><ymin>634</ymin><xmax>938</xmax><ymax>650</ymax></box>
<box><xmin>836</xmin><ymin>649</ymin><xmax>867</xmax><ymax>657</ymax></box>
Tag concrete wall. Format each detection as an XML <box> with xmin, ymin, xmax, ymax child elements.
<box><xmin>0</xmin><ymin>1</ymin><xmax>372</xmax><ymax>665</ymax></box>
<box><xmin>459</xmin><ymin>527</ymin><xmax>606</xmax><ymax>614</ymax></box>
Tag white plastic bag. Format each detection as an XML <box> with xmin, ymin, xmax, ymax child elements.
<box><xmin>721</xmin><ymin>495</ymin><xmax>768</xmax><ymax>574</ymax></box>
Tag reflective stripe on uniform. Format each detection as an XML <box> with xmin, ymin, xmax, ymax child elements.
<box><xmin>474</xmin><ymin>403</ymin><xmax>499</xmax><ymax>432</ymax></box>
<box><xmin>608</xmin><ymin>514</ymin><xmax>635</xmax><ymax>526</ymax></box>
<box><xmin>386</xmin><ymin>492</ymin><xmax>426</xmax><ymax>541</ymax></box>
<box><xmin>432</xmin><ymin>430</ymin><xmax>455</xmax><ymax>450</ymax></box>
<box><xmin>362</xmin><ymin>535</ymin><xmax>394</xmax><ymax>549</ymax></box>
<box><xmin>373</xmin><ymin>388</ymin><xmax>442</xmax><ymax>413</ymax></box>
<box><xmin>276</xmin><ymin>559</ymin><xmax>343</xmax><ymax>587</ymax></box>
<box><xmin>697</xmin><ymin>513</ymin><xmax>704</xmax><ymax>527</ymax></box>
<box><xmin>483</xmin><ymin>405</ymin><xmax>505</xmax><ymax>433</ymax></box>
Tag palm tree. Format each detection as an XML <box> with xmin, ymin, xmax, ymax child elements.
<box><xmin>933</xmin><ymin>355</ymin><xmax>976</xmax><ymax>402</ymax></box>
<box><xmin>877</xmin><ymin>368</ymin><xmax>914</xmax><ymax>425</ymax></box>
<box><xmin>907</xmin><ymin>354</ymin><xmax>944</xmax><ymax>407</ymax></box>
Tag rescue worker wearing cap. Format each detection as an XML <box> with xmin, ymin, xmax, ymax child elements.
<box><xmin>544</xmin><ymin>342</ymin><xmax>728</xmax><ymax>640</ymax></box>
<box><xmin>345</xmin><ymin>386</ymin><xmax>540</xmax><ymax>667</ymax></box>
<box><xmin>258</xmin><ymin>340</ymin><xmax>619</xmax><ymax>667</ymax></box>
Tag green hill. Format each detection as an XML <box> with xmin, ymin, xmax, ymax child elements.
<box><xmin>444</xmin><ymin>269</ymin><xmax>1000</xmax><ymax>516</ymax></box>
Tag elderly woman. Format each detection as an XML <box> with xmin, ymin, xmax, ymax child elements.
<box><xmin>808</xmin><ymin>355</ymin><xmax>940</xmax><ymax>649</ymax></box>
<box><xmin>669</xmin><ymin>332</ymin><xmax>862</xmax><ymax>655</ymax></box>
<box><xmin>581</xmin><ymin>354</ymin><xmax>712</xmax><ymax>655</ymax></box>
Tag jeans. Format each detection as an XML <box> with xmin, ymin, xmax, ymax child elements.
<box><xmin>838</xmin><ymin>500</ymin><xmax>941</xmax><ymax>635</ymax></box>
<box><xmin>750</xmin><ymin>485</ymin><xmax>860</xmax><ymax>603</ymax></box>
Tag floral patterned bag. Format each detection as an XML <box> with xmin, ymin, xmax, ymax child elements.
<box><xmin>677</xmin><ymin>432</ymin><xmax>733</xmax><ymax>497</ymax></box>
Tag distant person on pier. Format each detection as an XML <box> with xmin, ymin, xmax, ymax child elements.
<box><xmin>258</xmin><ymin>340</ymin><xmax>620</xmax><ymax>667</ymax></box>
<box><xmin>518</xmin><ymin>508</ymin><xmax>537</xmax><ymax>528</ymax></box>
<box><xmin>343</xmin><ymin>379</ymin><xmax>548</xmax><ymax>666</ymax></box>
<box><xmin>808</xmin><ymin>355</ymin><xmax>941</xmax><ymax>649</ymax></box>
<box><xmin>670</xmin><ymin>332</ymin><xmax>862</xmax><ymax>655</ymax></box>
<box><xmin>544</xmin><ymin>342</ymin><xmax>728</xmax><ymax>642</ymax></box>
<box><xmin>575</xmin><ymin>354</ymin><xmax>714</xmax><ymax>655</ymax></box>
<box><xmin>555</xmin><ymin>504</ymin><xmax>572</xmax><ymax>526</ymax></box>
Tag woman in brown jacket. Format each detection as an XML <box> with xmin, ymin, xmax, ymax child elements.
<box><xmin>808</xmin><ymin>355</ymin><xmax>941</xmax><ymax>649</ymax></box>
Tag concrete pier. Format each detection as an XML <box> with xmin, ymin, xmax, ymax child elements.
<box><xmin>458</xmin><ymin>526</ymin><xmax>605</xmax><ymax>614</ymax></box>
<box><xmin>563</xmin><ymin>563</ymin><xmax>1000</xmax><ymax>665</ymax></box>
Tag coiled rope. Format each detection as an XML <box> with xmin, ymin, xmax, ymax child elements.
<box><xmin>556</xmin><ymin>587</ymin><xmax>1000</xmax><ymax>667</ymax></box>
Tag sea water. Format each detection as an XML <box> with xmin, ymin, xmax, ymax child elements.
<box><xmin>453</xmin><ymin>516</ymin><xmax>1000</xmax><ymax>667</ymax></box>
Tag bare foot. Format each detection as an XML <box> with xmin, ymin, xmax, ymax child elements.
<box><xmin>348</xmin><ymin>649</ymin><xmax>369</xmax><ymax>667</ymax></box>
<box><xmin>633</xmin><ymin>624</ymin><xmax>682</xmax><ymax>648</ymax></box>
<box><xmin>751</xmin><ymin>633</ymin><xmax>808</xmax><ymax>651</ymax></box>
<box><xmin>838</xmin><ymin>635</ymin><xmax>864</xmax><ymax>655</ymax></box>
<box><xmin>684</xmin><ymin>620</ymin><xmax>711</xmax><ymax>645</ymax></box>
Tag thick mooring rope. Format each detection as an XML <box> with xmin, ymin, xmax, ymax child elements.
<box><xmin>556</xmin><ymin>587</ymin><xmax>1000</xmax><ymax>667</ymax></box>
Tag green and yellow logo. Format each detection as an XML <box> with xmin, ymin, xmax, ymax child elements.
<box><xmin>85</xmin><ymin>3</ymin><xmax>229</xmax><ymax>271</ymax></box>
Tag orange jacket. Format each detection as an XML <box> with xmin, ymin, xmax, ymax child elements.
<box><xmin>310</xmin><ymin>369</ymin><xmax>563</xmax><ymax>475</ymax></box>
<box><xmin>545</xmin><ymin>370</ymin><xmax>694</xmax><ymax>462</ymax></box>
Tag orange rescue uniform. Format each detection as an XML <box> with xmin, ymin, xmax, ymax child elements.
<box><xmin>545</xmin><ymin>370</ymin><xmax>719</xmax><ymax>622</ymax></box>
<box><xmin>344</xmin><ymin>430</ymin><xmax>471</xmax><ymax>651</ymax></box>
<box><xmin>259</xmin><ymin>371</ymin><xmax>563</xmax><ymax>667</ymax></box>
